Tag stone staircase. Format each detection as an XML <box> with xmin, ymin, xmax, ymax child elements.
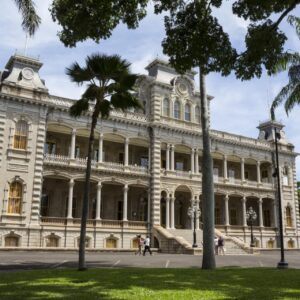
<box><xmin>154</xmin><ymin>225</ymin><xmax>252</xmax><ymax>255</ymax></box>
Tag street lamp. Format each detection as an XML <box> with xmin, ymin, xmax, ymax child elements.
<box><xmin>246</xmin><ymin>206</ymin><xmax>257</xmax><ymax>247</ymax></box>
<box><xmin>273</xmin><ymin>127</ymin><xmax>289</xmax><ymax>269</ymax></box>
<box><xmin>188</xmin><ymin>201</ymin><xmax>201</xmax><ymax>248</ymax></box>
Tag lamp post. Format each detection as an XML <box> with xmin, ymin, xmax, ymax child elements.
<box><xmin>188</xmin><ymin>201</ymin><xmax>201</xmax><ymax>248</ymax></box>
<box><xmin>273</xmin><ymin>127</ymin><xmax>289</xmax><ymax>269</ymax></box>
<box><xmin>246</xmin><ymin>206</ymin><xmax>257</xmax><ymax>247</ymax></box>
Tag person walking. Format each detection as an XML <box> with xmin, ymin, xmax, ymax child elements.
<box><xmin>218</xmin><ymin>236</ymin><xmax>225</xmax><ymax>255</ymax></box>
<box><xmin>143</xmin><ymin>235</ymin><xmax>152</xmax><ymax>256</ymax></box>
<box><xmin>214</xmin><ymin>236</ymin><xmax>219</xmax><ymax>255</ymax></box>
<box><xmin>135</xmin><ymin>235</ymin><xmax>143</xmax><ymax>255</ymax></box>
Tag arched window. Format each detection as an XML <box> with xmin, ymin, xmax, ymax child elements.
<box><xmin>286</xmin><ymin>206</ymin><xmax>292</xmax><ymax>227</ymax></box>
<box><xmin>8</xmin><ymin>181</ymin><xmax>22</xmax><ymax>214</ymax></box>
<box><xmin>195</xmin><ymin>106</ymin><xmax>201</xmax><ymax>123</ymax></box>
<box><xmin>184</xmin><ymin>103</ymin><xmax>191</xmax><ymax>121</ymax></box>
<box><xmin>132</xmin><ymin>237</ymin><xmax>139</xmax><ymax>249</ymax></box>
<box><xmin>163</xmin><ymin>98</ymin><xmax>170</xmax><ymax>117</ymax></box>
<box><xmin>14</xmin><ymin>120</ymin><xmax>28</xmax><ymax>150</ymax></box>
<box><xmin>287</xmin><ymin>239</ymin><xmax>295</xmax><ymax>249</ymax></box>
<box><xmin>267</xmin><ymin>240</ymin><xmax>274</xmax><ymax>248</ymax></box>
<box><xmin>174</xmin><ymin>100</ymin><xmax>181</xmax><ymax>119</ymax></box>
<box><xmin>46</xmin><ymin>234</ymin><xmax>59</xmax><ymax>247</ymax></box>
<box><xmin>5</xmin><ymin>235</ymin><xmax>19</xmax><ymax>247</ymax></box>
<box><xmin>106</xmin><ymin>238</ymin><xmax>117</xmax><ymax>248</ymax></box>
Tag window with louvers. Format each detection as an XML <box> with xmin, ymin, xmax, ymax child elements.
<box><xmin>14</xmin><ymin>120</ymin><xmax>28</xmax><ymax>150</ymax></box>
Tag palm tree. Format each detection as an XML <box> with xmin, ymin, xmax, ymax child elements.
<box><xmin>14</xmin><ymin>0</ymin><xmax>41</xmax><ymax>36</ymax></box>
<box><xmin>271</xmin><ymin>16</ymin><xmax>300</xmax><ymax>119</ymax></box>
<box><xmin>67</xmin><ymin>54</ymin><xmax>141</xmax><ymax>271</ymax></box>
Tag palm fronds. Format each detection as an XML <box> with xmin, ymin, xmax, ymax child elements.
<box><xmin>14</xmin><ymin>0</ymin><xmax>41</xmax><ymax>36</ymax></box>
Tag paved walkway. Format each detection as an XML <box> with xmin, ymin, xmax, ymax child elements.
<box><xmin>0</xmin><ymin>250</ymin><xmax>299</xmax><ymax>272</ymax></box>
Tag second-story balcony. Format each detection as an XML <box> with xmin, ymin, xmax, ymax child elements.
<box><xmin>44</xmin><ymin>125</ymin><xmax>149</xmax><ymax>176</ymax></box>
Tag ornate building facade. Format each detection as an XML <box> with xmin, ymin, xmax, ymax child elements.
<box><xmin>0</xmin><ymin>53</ymin><xmax>299</xmax><ymax>252</ymax></box>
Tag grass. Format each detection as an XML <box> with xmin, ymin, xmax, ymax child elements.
<box><xmin>0</xmin><ymin>268</ymin><xmax>300</xmax><ymax>299</ymax></box>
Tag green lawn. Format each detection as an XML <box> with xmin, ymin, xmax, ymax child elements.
<box><xmin>0</xmin><ymin>268</ymin><xmax>300</xmax><ymax>300</ymax></box>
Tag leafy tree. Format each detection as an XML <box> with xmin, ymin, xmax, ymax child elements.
<box><xmin>50</xmin><ymin>0</ymin><xmax>149</xmax><ymax>47</ymax></box>
<box><xmin>13</xmin><ymin>0</ymin><xmax>41</xmax><ymax>36</ymax></box>
<box><xmin>67</xmin><ymin>54</ymin><xmax>141</xmax><ymax>270</ymax></box>
<box><xmin>270</xmin><ymin>16</ymin><xmax>300</xmax><ymax>118</ymax></box>
<box><xmin>154</xmin><ymin>0</ymin><xmax>237</xmax><ymax>269</ymax></box>
<box><xmin>232</xmin><ymin>0</ymin><xmax>300</xmax><ymax>80</ymax></box>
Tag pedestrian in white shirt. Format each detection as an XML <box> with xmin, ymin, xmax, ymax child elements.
<box><xmin>143</xmin><ymin>236</ymin><xmax>152</xmax><ymax>256</ymax></box>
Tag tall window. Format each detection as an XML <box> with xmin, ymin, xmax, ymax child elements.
<box><xmin>44</xmin><ymin>141</ymin><xmax>56</xmax><ymax>155</ymax></box>
<box><xmin>163</xmin><ymin>98</ymin><xmax>170</xmax><ymax>117</ymax></box>
<box><xmin>14</xmin><ymin>120</ymin><xmax>28</xmax><ymax>150</ymax></box>
<box><xmin>230</xmin><ymin>209</ymin><xmax>237</xmax><ymax>225</ymax></box>
<box><xmin>184</xmin><ymin>104</ymin><xmax>191</xmax><ymax>121</ymax></box>
<box><xmin>263</xmin><ymin>209</ymin><xmax>271</xmax><ymax>227</ymax></box>
<box><xmin>283</xmin><ymin>166</ymin><xmax>289</xmax><ymax>185</ymax></box>
<box><xmin>195</xmin><ymin>106</ymin><xmax>200</xmax><ymax>123</ymax></box>
<box><xmin>174</xmin><ymin>100</ymin><xmax>180</xmax><ymax>119</ymax></box>
<box><xmin>286</xmin><ymin>206</ymin><xmax>292</xmax><ymax>227</ymax></box>
<box><xmin>40</xmin><ymin>194</ymin><xmax>49</xmax><ymax>216</ymax></box>
<box><xmin>8</xmin><ymin>181</ymin><xmax>22</xmax><ymax>214</ymax></box>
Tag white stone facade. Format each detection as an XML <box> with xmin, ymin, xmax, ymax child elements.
<box><xmin>0</xmin><ymin>53</ymin><xmax>299</xmax><ymax>251</ymax></box>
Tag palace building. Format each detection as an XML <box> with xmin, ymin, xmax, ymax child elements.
<box><xmin>0</xmin><ymin>53</ymin><xmax>299</xmax><ymax>252</ymax></box>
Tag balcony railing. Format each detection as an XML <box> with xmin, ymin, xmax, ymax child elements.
<box><xmin>44</xmin><ymin>154</ymin><xmax>148</xmax><ymax>175</ymax></box>
<box><xmin>40</xmin><ymin>217</ymin><xmax>147</xmax><ymax>229</ymax></box>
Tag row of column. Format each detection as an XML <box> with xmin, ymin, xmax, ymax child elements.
<box><xmin>223</xmin><ymin>195</ymin><xmax>277</xmax><ymax>227</ymax></box>
<box><xmin>164</xmin><ymin>195</ymin><xmax>200</xmax><ymax>230</ymax></box>
<box><xmin>67</xmin><ymin>180</ymin><xmax>140</xmax><ymax>221</ymax></box>
<box><xmin>165</xmin><ymin>145</ymin><xmax>199</xmax><ymax>173</ymax></box>
<box><xmin>223</xmin><ymin>156</ymin><xmax>262</xmax><ymax>183</ymax></box>
<box><xmin>70</xmin><ymin>131</ymin><xmax>151</xmax><ymax>166</ymax></box>
<box><xmin>165</xmin><ymin>144</ymin><xmax>268</xmax><ymax>182</ymax></box>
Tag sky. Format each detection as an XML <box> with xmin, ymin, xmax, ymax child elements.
<box><xmin>0</xmin><ymin>1</ymin><xmax>299</xmax><ymax>179</ymax></box>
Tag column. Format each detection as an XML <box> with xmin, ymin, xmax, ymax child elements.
<box><xmin>67</xmin><ymin>178</ymin><xmax>74</xmax><ymax>218</ymax></box>
<box><xmin>170</xmin><ymin>145</ymin><xmax>175</xmax><ymax>171</ymax></box>
<box><xmin>191</xmin><ymin>149</ymin><xmax>195</xmax><ymax>173</ymax></box>
<box><xmin>70</xmin><ymin>129</ymin><xmax>76</xmax><ymax>159</ymax></box>
<box><xmin>258</xmin><ymin>198</ymin><xmax>263</xmax><ymax>227</ymax></box>
<box><xmin>96</xmin><ymin>182</ymin><xmax>102</xmax><ymax>220</ymax></box>
<box><xmin>148</xmin><ymin>147</ymin><xmax>151</xmax><ymax>169</ymax></box>
<box><xmin>195</xmin><ymin>149</ymin><xmax>199</xmax><ymax>173</ymax></box>
<box><xmin>123</xmin><ymin>184</ymin><xmax>128</xmax><ymax>221</ymax></box>
<box><xmin>241</xmin><ymin>158</ymin><xmax>245</xmax><ymax>182</ymax></box>
<box><xmin>223</xmin><ymin>155</ymin><xmax>228</xmax><ymax>180</ymax></box>
<box><xmin>147</xmin><ymin>189</ymin><xmax>151</xmax><ymax>223</ymax></box>
<box><xmin>195</xmin><ymin>199</ymin><xmax>200</xmax><ymax>230</ymax></box>
<box><xmin>166</xmin><ymin>197</ymin><xmax>170</xmax><ymax>229</ymax></box>
<box><xmin>241</xmin><ymin>196</ymin><xmax>247</xmax><ymax>227</ymax></box>
<box><xmin>170</xmin><ymin>194</ymin><xmax>175</xmax><ymax>229</ymax></box>
<box><xmin>124</xmin><ymin>138</ymin><xmax>129</xmax><ymax>166</ymax></box>
<box><xmin>98</xmin><ymin>134</ymin><xmax>103</xmax><ymax>163</ymax></box>
<box><xmin>166</xmin><ymin>144</ymin><xmax>170</xmax><ymax>171</ymax></box>
<box><xmin>257</xmin><ymin>161</ymin><xmax>261</xmax><ymax>184</ymax></box>
<box><xmin>224</xmin><ymin>194</ymin><xmax>229</xmax><ymax>226</ymax></box>
<box><xmin>272</xmin><ymin>199</ymin><xmax>278</xmax><ymax>227</ymax></box>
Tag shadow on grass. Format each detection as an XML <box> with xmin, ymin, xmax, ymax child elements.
<box><xmin>0</xmin><ymin>268</ymin><xmax>300</xmax><ymax>300</ymax></box>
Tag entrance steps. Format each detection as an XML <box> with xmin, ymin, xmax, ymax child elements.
<box><xmin>154</xmin><ymin>226</ymin><xmax>252</xmax><ymax>255</ymax></box>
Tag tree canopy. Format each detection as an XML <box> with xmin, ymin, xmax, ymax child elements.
<box><xmin>232</xmin><ymin>0</ymin><xmax>300</xmax><ymax>80</ymax></box>
<box><xmin>50</xmin><ymin>0</ymin><xmax>149</xmax><ymax>47</ymax></box>
<box><xmin>154</xmin><ymin>0</ymin><xmax>237</xmax><ymax>75</ymax></box>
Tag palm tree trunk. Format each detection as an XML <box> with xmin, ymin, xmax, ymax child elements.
<box><xmin>78</xmin><ymin>108</ymin><xmax>99</xmax><ymax>271</ymax></box>
<box><xmin>199</xmin><ymin>67</ymin><xmax>216</xmax><ymax>269</ymax></box>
